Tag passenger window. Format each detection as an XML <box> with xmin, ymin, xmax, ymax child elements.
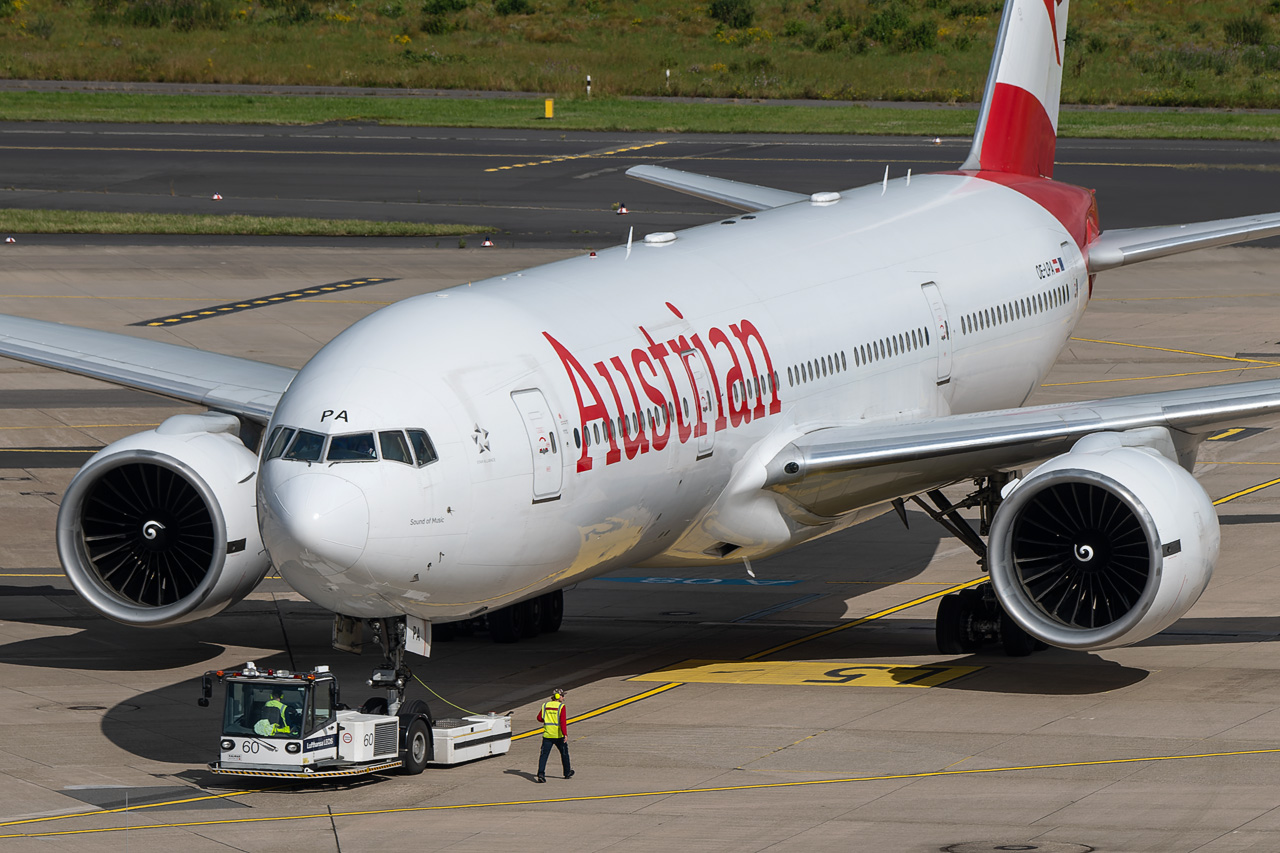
<box><xmin>379</xmin><ymin>431</ymin><xmax>412</xmax><ymax>465</ymax></box>
<box><xmin>285</xmin><ymin>431</ymin><xmax>325</xmax><ymax>462</ymax></box>
<box><xmin>574</xmin><ymin>427</ymin><xmax>581</xmax><ymax>449</ymax></box>
<box><xmin>328</xmin><ymin>433</ymin><xmax>377</xmax><ymax>462</ymax></box>
<box><xmin>593</xmin><ymin>423</ymin><xmax>601</xmax><ymax>444</ymax></box>
<box><xmin>265</xmin><ymin>427</ymin><xmax>294</xmax><ymax>460</ymax></box>
<box><xmin>407</xmin><ymin>429</ymin><xmax>438</xmax><ymax>466</ymax></box>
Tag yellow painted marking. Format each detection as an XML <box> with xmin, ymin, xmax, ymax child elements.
<box><xmin>1069</xmin><ymin>337</ymin><xmax>1280</xmax><ymax>366</ymax></box>
<box><xmin>0</xmin><ymin>448</ymin><xmax>97</xmax><ymax>453</ymax></box>
<box><xmin>743</xmin><ymin>577</ymin><xmax>986</xmax><ymax>661</ymax></box>
<box><xmin>1208</xmin><ymin>428</ymin><xmax>1245</xmax><ymax>441</ymax></box>
<box><xmin>511</xmin><ymin>682</ymin><xmax>683</xmax><ymax>741</ymax></box>
<box><xmin>0</xmin><ymin>785</ymin><xmax>280</xmax><ymax>829</ymax></box>
<box><xmin>485</xmin><ymin>141</ymin><xmax>668</xmax><ymax>172</ymax></box>
<box><xmin>629</xmin><ymin>660</ymin><xmax>979</xmax><ymax>688</ymax></box>
<box><xmin>0</xmin><ymin>573</ymin><xmax>62</xmax><ymax>577</ymax></box>
<box><xmin>8</xmin><ymin>747</ymin><xmax>1280</xmax><ymax>838</ymax></box>
<box><xmin>1042</xmin><ymin>364</ymin><xmax>1274</xmax><ymax>387</ymax></box>
<box><xmin>1213</xmin><ymin>477</ymin><xmax>1280</xmax><ymax>506</ymax></box>
<box><xmin>1206</xmin><ymin>461</ymin><xmax>1280</xmax><ymax>465</ymax></box>
<box><xmin>1092</xmin><ymin>293</ymin><xmax>1272</xmax><ymax>302</ymax></box>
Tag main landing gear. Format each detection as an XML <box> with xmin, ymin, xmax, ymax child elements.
<box><xmin>901</xmin><ymin>475</ymin><xmax>1047</xmax><ymax>658</ymax></box>
<box><xmin>432</xmin><ymin>590</ymin><xmax>565</xmax><ymax>645</ymax></box>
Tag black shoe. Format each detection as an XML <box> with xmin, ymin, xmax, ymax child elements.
<box><xmin>535</xmin><ymin>775</ymin><xmax>546</xmax><ymax>783</ymax></box>
<box><xmin>565</xmin><ymin>770</ymin><xmax>575</xmax><ymax>779</ymax></box>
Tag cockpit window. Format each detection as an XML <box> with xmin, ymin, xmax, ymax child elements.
<box><xmin>264</xmin><ymin>427</ymin><xmax>295</xmax><ymax>460</ymax></box>
<box><xmin>284</xmin><ymin>430</ymin><xmax>325</xmax><ymax>462</ymax></box>
<box><xmin>379</xmin><ymin>431</ymin><xmax>412</xmax><ymax>465</ymax></box>
<box><xmin>407</xmin><ymin>429</ymin><xmax>438</xmax><ymax>467</ymax></box>
<box><xmin>327</xmin><ymin>433</ymin><xmax>377</xmax><ymax>462</ymax></box>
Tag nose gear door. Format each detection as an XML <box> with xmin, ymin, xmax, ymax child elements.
<box><xmin>511</xmin><ymin>388</ymin><xmax>562</xmax><ymax>503</ymax></box>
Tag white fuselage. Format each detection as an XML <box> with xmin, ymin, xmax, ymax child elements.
<box><xmin>257</xmin><ymin>172</ymin><xmax>1088</xmax><ymax>621</ymax></box>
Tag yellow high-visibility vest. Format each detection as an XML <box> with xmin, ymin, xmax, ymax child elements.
<box><xmin>541</xmin><ymin>700</ymin><xmax>564</xmax><ymax>738</ymax></box>
<box><xmin>265</xmin><ymin>698</ymin><xmax>291</xmax><ymax>735</ymax></box>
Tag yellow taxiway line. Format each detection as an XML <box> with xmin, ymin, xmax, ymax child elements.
<box><xmin>6</xmin><ymin>746</ymin><xmax>1280</xmax><ymax>839</ymax></box>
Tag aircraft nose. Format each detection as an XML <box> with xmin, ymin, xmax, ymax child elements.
<box><xmin>266</xmin><ymin>473</ymin><xmax>369</xmax><ymax>570</ymax></box>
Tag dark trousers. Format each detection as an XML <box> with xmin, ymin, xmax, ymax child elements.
<box><xmin>538</xmin><ymin>736</ymin><xmax>571</xmax><ymax>777</ymax></box>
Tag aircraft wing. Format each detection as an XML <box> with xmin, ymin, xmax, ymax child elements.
<box><xmin>0</xmin><ymin>314</ymin><xmax>295</xmax><ymax>423</ymax></box>
<box><xmin>764</xmin><ymin>377</ymin><xmax>1280</xmax><ymax>517</ymax></box>
<box><xmin>1088</xmin><ymin>211</ymin><xmax>1280</xmax><ymax>272</ymax></box>
<box><xmin>626</xmin><ymin>165</ymin><xmax>807</xmax><ymax>212</ymax></box>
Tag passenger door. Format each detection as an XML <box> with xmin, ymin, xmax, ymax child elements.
<box><xmin>511</xmin><ymin>388</ymin><xmax>562</xmax><ymax>503</ymax></box>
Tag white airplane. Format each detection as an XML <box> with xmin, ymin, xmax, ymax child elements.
<box><xmin>4</xmin><ymin>0</ymin><xmax>1280</xmax><ymax>704</ymax></box>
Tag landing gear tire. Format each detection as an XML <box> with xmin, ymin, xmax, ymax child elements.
<box><xmin>520</xmin><ymin>597</ymin><xmax>543</xmax><ymax>639</ymax></box>
<box><xmin>539</xmin><ymin>589</ymin><xmax>564</xmax><ymax>633</ymax></box>
<box><xmin>434</xmin><ymin>621</ymin><xmax>457</xmax><ymax>643</ymax></box>
<box><xmin>360</xmin><ymin>696</ymin><xmax>389</xmax><ymax>715</ymax></box>
<box><xmin>488</xmin><ymin>605</ymin><xmax>525</xmax><ymax>643</ymax></box>
<box><xmin>401</xmin><ymin>718</ymin><xmax>430</xmax><ymax>775</ymax></box>
<box><xmin>935</xmin><ymin>592</ymin><xmax>980</xmax><ymax>654</ymax></box>
<box><xmin>1000</xmin><ymin>611</ymin><xmax>1037</xmax><ymax>657</ymax></box>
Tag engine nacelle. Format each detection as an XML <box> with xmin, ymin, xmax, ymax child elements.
<box><xmin>988</xmin><ymin>432</ymin><xmax>1219</xmax><ymax>650</ymax></box>
<box><xmin>57</xmin><ymin>412</ymin><xmax>269</xmax><ymax>627</ymax></box>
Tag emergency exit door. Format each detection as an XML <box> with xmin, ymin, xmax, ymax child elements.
<box><xmin>920</xmin><ymin>281</ymin><xmax>953</xmax><ymax>385</ymax></box>
<box><xmin>511</xmin><ymin>389</ymin><xmax>562</xmax><ymax>503</ymax></box>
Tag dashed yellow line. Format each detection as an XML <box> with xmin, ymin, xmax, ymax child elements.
<box><xmin>7</xmin><ymin>746</ymin><xmax>1280</xmax><ymax>839</ymax></box>
<box><xmin>485</xmin><ymin>141</ymin><xmax>668</xmax><ymax>173</ymax></box>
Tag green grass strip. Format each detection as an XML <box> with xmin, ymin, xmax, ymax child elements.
<box><xmin>0</xmin><ymin>209</ymin><xmax>494</xmax><ymax>237</ymax></box>
<box><xmin>2</xmin><ymin>91</ymin><xmax>1280</xmax><ymax>140</ymax></box>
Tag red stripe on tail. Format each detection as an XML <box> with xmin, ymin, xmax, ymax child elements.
<box><xmin>978</xmin><ymin>82</ymin><xmax>1057</xmax><ymax>178</ymax></box>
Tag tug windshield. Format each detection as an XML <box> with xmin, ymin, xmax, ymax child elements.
<box><xmin>223</xmin><ymin>682</ymin><xmax>309</xmax><ymax>739</ymax></box>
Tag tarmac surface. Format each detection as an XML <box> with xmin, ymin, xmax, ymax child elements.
<box><xmin>2</xmin><ymin>238</ymin><xmax>1280</xmax><ymax>852</ymax></box>
<box><xmin>4</xmin><ymin>123</ymin><xmax>1280</xmax><ymax>249</ymax></box>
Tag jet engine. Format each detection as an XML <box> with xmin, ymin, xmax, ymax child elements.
<box><xmin>988</xmin><ymin>431</ymin><xmax>1219</xmax><ymax>651</ymax></box>
<box><xmin>57</xmin><ymin>412</ymin><xmax>270</xmax><ymax>627</ymax></box>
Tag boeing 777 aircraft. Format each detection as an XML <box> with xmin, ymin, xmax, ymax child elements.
<box><xmin>4</xmin><ymin>0</ymin><xmax>1280</xmax><ymax>707</ymax></box>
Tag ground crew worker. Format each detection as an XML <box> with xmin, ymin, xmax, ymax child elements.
<box><xmin>257</xmin><ymin>689</ymin><xmax>291</xmax><ymax>737</ymax></box>
<box><xmin>535</xmin><ymin>688</ymin><xmax>574</xmax><ymax>783</ymax></box>
<box><xmin>254</xmin><ymin>704</ymin><xmax>289</xmax><ymax>737</ymax></box>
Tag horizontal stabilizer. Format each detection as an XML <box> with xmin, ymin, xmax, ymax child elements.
<box><xmin>626</xmin><ymin>165</ymin><xmax>806</xmax><ymax>212</ymax></box>
<box><xmin>0</xmin><ymin>314</ymin><xmax>295</xmax><ymax>422</ymax></box>
<box><xmin>1089</xmin><ymin>211</ymin><xmax>1280</xmax><ymax>272</ymax></box>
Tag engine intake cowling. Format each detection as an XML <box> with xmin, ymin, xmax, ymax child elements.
<box><xmin>988</xmin><ymin>433</ymin><xmax>1218</xmax><ymax>650</ymax></box>
<box><xmin>57</xmin><ymin>413</ymin><xmax>269</xmax><ymax>627</ymax></box>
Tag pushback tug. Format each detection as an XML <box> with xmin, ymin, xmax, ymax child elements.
<box><xmin>198</xmin><ymin>652</ymin><xmax>511</xmax><ymax>778</ymax></box>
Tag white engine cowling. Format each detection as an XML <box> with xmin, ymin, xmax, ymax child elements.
<box><xmin>988</xmin><ymin>432</ymin><xmax>1219</xmax><ymax>651</ymax></box>
<box><xmin>57</xmin><ymin>412</ymin><xmax>270</xmax><ymax>627</ymax></box>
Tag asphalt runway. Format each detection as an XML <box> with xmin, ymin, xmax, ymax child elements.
<box><xmin>3</xmin><ymin>128</ymin><xmax>1280</xmax><ymax>851</ymax></box>
<box><xmin>3</xmin><ymin>122</ymin><xmax>1280</xmax><ymax>248</ymax></box>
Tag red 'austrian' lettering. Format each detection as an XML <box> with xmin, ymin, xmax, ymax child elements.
<box><xmin>543</xmin><ymin>304</ymin><xmax>780</xmax><ymax>472</ymax></box>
